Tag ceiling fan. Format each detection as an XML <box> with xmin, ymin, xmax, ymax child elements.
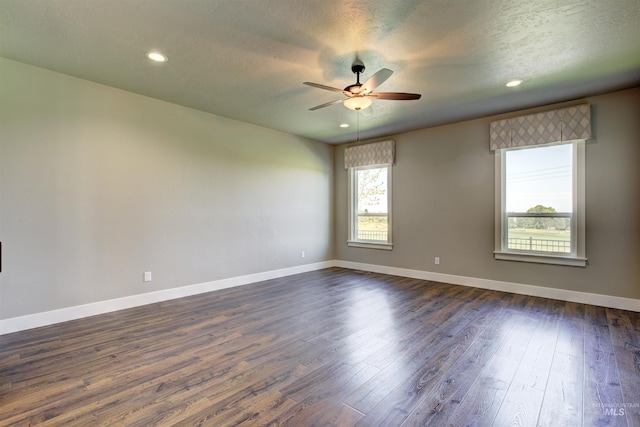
<box><xmin>303</xmin><ymin>60</ymin><xmax>421</xmax><ymax>111</ymax></box>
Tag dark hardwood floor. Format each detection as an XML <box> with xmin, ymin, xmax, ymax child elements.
<box><xmin>1</xmin><ymin>267</ymin><xmax>639</xmax><ymax>426</ymax></box>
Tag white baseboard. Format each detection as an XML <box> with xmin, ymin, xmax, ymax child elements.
<box><xmin>3</xmin><ymin>259</ymin><xmax>638</xmax><ymax>335</ymax></box>
<box><xmin>0</xmin><ymin>261</ymin><xmax>334</xmax><ymax>335</ymax></box>
<box><xmin>335</xmin><ymin>260</ymin><xmax>640</xmax><ymax>312</ymax></box>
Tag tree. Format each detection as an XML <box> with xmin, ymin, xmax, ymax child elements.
<box><xmin>553</xmin><ymin>217</ymin><xmax>570</xmax><ymax>230</ymax></box>
<box><xmin>523</xmin><ymin>205</ymin><xmax>568</xmax><ymax>230</ymax></box>
<box><xmin>357</xmin><ymin>168</ymin><xmax>386</xmax><ymax>212</ymax></box>
<box><xmin>508</xmin><ymin>217</ymin><xmax>519</xmax><ymax>229</ymax></box>
<box><xmin>527</xmin><ymin>205</ymin><xmax>555</xmax><ymax>229</ymax></box>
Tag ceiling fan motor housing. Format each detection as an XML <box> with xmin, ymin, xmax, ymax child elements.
<box><xmin>344</xmin><ymin>83</ymin><xmax>362</xmax><ymax>94</ymax></box>
<box><xmin>351</xmin><ymin>60</ymin><xmax>365</xmax><ymax>75</ymax></box>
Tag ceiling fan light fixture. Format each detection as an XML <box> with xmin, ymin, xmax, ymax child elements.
<box><xmin>343</xmin><ymin>96</ymin><xmax>372</xmax><ymax>111</ymax></box>
<box><xmin>146</xmin><ymin>51</ymin><xmax>168</xmax><ymax>63</ymax></box>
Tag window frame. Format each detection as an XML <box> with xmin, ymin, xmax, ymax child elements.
<box><xmin>494</xmin><ymin>141</ymin><xmax>587</xmax><ymax>267</ymax></box>
<box><xmin>348</xmin><ymin>163</ymin><xmax>393</xmax><ymax>250</ymax></box>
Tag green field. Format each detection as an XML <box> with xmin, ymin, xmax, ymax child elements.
<box><xmin>358</xmin><ymin>216</ymin><xmax>387</xmax><ymax>231</ymax></box>
<box><xmin>508</xmin><ymin>228</ymin><xmax>570</xmax><ymax>241</ymax></box>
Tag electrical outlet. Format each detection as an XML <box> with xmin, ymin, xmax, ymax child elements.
<box><xmin>301</xmin><ymin>251</ymin><xmax>305</xmax><ymax>258</ymax></box>
<box><xmin>143</xmin><ymin>271</ymin><xmax>152</xmax><ymax>282</ymax></box>
<box><xmin>435</xmin><ymin>257</ymin><xmax>440</xmax><ymax>265</ymax></box>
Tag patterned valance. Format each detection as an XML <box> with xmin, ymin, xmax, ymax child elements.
<box><xmin>344</xmin><ymin>140</ymin><xmax>395</xmax><ymax>169</ymax></box>
<box><xmin>490</xmin><ymin>104</ymin><xmax>591</xmax><ymax>151</ymax></box>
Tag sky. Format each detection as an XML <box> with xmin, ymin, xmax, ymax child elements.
<box><xmin>506</xmin><ymin>143</ymin><xmax>573</xmax><ymax>212</ymax></box>
<box><xmin>356</xmin><ymin>144</ymin><xmax>573</xmax><ymax>214</ymax></box>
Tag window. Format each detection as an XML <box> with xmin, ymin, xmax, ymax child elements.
<box><xmin>348</xmin><ymin>164</ymin><xmax>393</xmax><ymax>250</ymax></box>
<box><xmin>495</xmin><ymin>141</ymin><xmax>586</xmax><ymax>266</ymax></box>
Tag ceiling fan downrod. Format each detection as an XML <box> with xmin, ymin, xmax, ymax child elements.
<box><xmin>346</xmin><ymin>60</ymin><xmax>365</xmax><ymax>94</ymax></box>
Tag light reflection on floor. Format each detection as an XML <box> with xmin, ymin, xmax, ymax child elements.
<box><xmin>344</xmin><ymin>284</ymin><xmax>399</xmax><ymax>368</ymax></box>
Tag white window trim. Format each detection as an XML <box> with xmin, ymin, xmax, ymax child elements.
<box><xmin>348</xmin><ymin>163</ymin><xmax>393</xmax><ymax>250</ymax></box>
<box><xmin>494</xmin><ymin>141</ymin><xmax>586</xmax><ymax>267</ymax></box>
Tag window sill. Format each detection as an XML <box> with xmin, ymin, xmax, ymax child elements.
<box><xmin>494</xmin><ymin>251</ymin><xmax>587</xmax><ymax>267</ymax></box>
<box><xmin>348</xmin><ymin>241</ymin><xmax>393</xmax><ymax>251</ymax></box>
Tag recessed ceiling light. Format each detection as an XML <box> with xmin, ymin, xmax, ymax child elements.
<box><xmin>146</xmin><ymin>51</ymin><xmax>168</xmax><ymax>63</ymax></box>
<box><xmin>506</xmin><ymin>80</ymin><xmax>522</xmax><ymax>87</ymax></box>
<box><xmin>340</xmin><ymin>123</ymin><xmax>350</xmax><ymax>128</ymax></box>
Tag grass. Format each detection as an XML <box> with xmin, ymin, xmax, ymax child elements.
<box><xmin>508</xmin><ymin>228</ymin><xmax>570</xmax><ymax>241</ymax></box>
<box><xmin>358</xmin><ymin>216</ymin><xmax>388</xmax><ymax>231</ymax></box>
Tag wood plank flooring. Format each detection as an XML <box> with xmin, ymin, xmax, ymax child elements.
<box><xmin>1</xmin><ymin>267</ymin><xmax>639</xmax><ymax>426</ymax></box>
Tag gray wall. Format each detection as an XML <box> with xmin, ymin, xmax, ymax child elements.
<box><xmin>335</xmin><ymin>88</ymin><xmax>640</xmax><ymax>300</ymax></box>
<box><xmin>0</xmin><ymin>58</ymin><xmax>334</xmax><ymax>319</ymax></box>
<box><xmin>2</xmin><ymin>55</ymin><xmax>638</xmax><ymax>322</ymax></box>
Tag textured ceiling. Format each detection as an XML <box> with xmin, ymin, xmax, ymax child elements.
<box><xmin>1</xmin><ymin>0</ymin><xmax>639</xmax><ymax>144</ymax></box>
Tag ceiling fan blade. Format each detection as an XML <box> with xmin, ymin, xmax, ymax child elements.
<box><xmin>303</xmin><ymin>82</ymin><xmax>351</xmax><ymax>96</ymax></box>
<box><xmin>360</xmin><ymin>68</ymin><xmax>393</xmax><ymax>94</ymax></box>
<box><xmin>309</xmin><ymin>98</ymin><xmax>345</xmax><ymax>111</ymax></box>
<box><xmin>369</xmin><ymin>92</ymin><xmax>422</xmax><ymax>100</ymax></box>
